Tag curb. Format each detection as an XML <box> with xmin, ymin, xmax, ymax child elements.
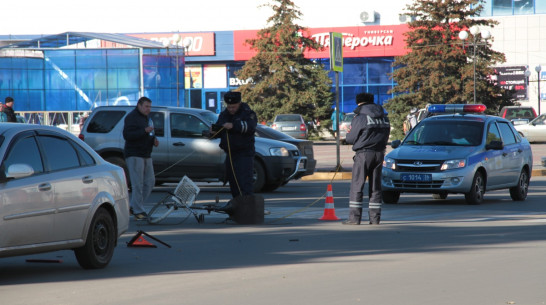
<box><xmin>302</xmin><ymin>167</ymin><xmax>546</xmax><ymax>181</ymax></box>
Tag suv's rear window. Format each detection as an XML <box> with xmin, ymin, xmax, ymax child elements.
<box><xmin>87</xmin><ymin>111</ymin><xmax>126</xmax><ymax>133</ymax></box>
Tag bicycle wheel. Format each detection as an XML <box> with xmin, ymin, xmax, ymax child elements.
<box><xmin>147</xmin><ymin>198</ymin><xmax>176</xmax><ymax>224</ymax></box>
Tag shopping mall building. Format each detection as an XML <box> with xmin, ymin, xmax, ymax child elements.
<box><xmin>0</xmin><ymin>0</ymin><xmax>545</xmax><ymax>116</ymax></box>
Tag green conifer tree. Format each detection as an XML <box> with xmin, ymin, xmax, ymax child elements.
<box><xmin>236</xmin><ymin>0</ymin><xmax>333</xmax><ymax>131</ymax></box>
<box><xmin>386</xmin><ymin>0</ymin><xmax>515</xmax><ymax>140</ymax></box>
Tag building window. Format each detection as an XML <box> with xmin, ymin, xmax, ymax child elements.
<box><xmin>491</xmin><ymin>0</ymin><xmax>535</xmax><ymax>15</ymax></box>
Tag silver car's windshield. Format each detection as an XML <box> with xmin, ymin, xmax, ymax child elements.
<box><xmin>404</xmin><ymin>120</ymin><xmax>484</xmax><ymax>146</ymax></box>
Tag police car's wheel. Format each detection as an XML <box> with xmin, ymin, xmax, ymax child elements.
<box><xmin>509</xmin><ymin>169</ymin><xmax>529</xmax><ymax>201</ymax></box>
<box><xmin>382</xmin><ymin>191</ymin><xmax>400</xmax><ymax>204</ymax></box>
<box><xmin>432</xmin><ymin>192</ymin><xmax>448</xmax><ymax>200</ymax></box>
<box><xmin>465</xmin><ymin>172</ymin><xmax>484</xmax><ymax>205</ymax></box>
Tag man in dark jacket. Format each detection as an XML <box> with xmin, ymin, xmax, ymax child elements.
<box><xmin>213</xmin><ymin>91</ymin><xmax>257</xmax><ymax>198</ymax></box>
<box><xmin>343</xmin><ymin>92</ymin><xmax>390</xmax><ymax>225</ymax></box>
<box><xmin>3</xmin><ymin>97</ymin><xmax>17</xmax><ymax>123</ymax></box>
<box><xmin>123</xmin><ymin>96</ymin><xmax>159</xmax><ymax>220</ymax></box>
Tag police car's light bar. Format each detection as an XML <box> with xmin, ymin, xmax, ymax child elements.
<box><xmin>427</xmin><ymin>104</ymin><xmax>487</xmax><ymax>114</ymax></box>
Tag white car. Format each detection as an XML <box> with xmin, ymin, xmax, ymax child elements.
<box><xmin>514</xmin><ymin>114</ymin><xmax>546</xmax><ymax>143</ymax></box>
<box><xmin>0</xmin><ymin>124</ymin><xmax>129</xmax><ymax>269</ymax></box>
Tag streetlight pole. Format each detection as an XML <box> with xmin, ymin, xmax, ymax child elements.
<box><xmin>459</xmin><ymin>26</ymin><xmax>491</xmax><ymax>104</ymax></box>
<box><xmin>536</xmin><ymin>65</ymin><xmax>542</xmax><ymax>115</ymax></box>
<box><xmin>172</xmin><ymin>34</ymin><xmax>182</xmax><ymax>108</ymax></box>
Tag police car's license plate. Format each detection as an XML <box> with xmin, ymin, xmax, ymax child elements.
<box><xmin>401</xmin><ymin>173</ymin><xmax>432</xmax><ymax>182</ymax></box>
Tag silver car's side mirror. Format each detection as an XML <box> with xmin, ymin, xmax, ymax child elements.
<box><xmin>6</xmin><ymin>164</ymin><xmax>34</xmax><ymax>179</ymax></box>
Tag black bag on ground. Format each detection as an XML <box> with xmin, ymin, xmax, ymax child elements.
<box><xmin>224</xmin><ymin>194</ymin><xmax>264</xmax><ymax>225</ymax></box>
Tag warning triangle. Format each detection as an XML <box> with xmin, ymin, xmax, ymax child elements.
<box><xmin>127</xmin><ymin>231</ymin><xmax>157</xmax><ymax>248</ymax></box>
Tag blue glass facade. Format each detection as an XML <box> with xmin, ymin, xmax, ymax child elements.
<box><xmin>0</xmin><ymin>48</ymin><xmax>186</xmax><ymax>111</ymax></box>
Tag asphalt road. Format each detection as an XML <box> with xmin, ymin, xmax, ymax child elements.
<box><xmin>1</xmin><ymin>178</ymin><xmax>546</xmax><ymax>305</ymax></box>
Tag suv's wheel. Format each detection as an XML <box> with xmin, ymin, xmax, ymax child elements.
<box><xmin>104</xmin><ymin>156</ymin><xmax>130</xmax><ymax>189</ymax></box>
<box><xmin>252</xmin><ymin>161</ymin><xmax>266</xmax><ymax>193</ymax></box>
<box><xmin>74</xmin><ymin>208</ymin><xmax>116</xmax><ymax>269</ymax></box>
<box><xmin>509</xmin><ymin>169</ymin><xmax>529</xmax><ymax>201</ymax></box>
<box><xmin>382</xmin><ymin>191</ymin><xmax>400</xmax><ymax>204</ymax></box>
<box><xmin>465</xmin><ymin>171</ymin><xmax>484</xmax><ymax>205</ymax></box>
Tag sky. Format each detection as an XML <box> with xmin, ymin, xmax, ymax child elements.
<box><xmin>3</xmin><ymin>0</ymin><xmax>409</xmax><ymax>36</ymax></box>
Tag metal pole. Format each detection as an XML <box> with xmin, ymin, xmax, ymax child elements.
<box><xmin>335</xmin><ymin>71</ymin><xmax>341</xmax><ymax>170</ymax></box>
<box><xmin>538</xmin><ymin>75</ymin><xmax>541</xmax><ymax>115</ymax></box>
<box><xmin>473</xmin><ymin>38</ymin><xmax>477</xmax><ymax>104</ymax></box>
<box><xmin>176</xmin><ymin>45</ymin><xmax>179</xmax><ymax>108</ymax></box>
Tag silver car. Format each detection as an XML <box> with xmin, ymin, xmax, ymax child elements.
<box><xmin>382</xmin><ymin>104</ymin><xmax>532</xmax><ymax>205</ymax></box>
<box><xmin>0</xmin><ymin>124</ymin><xmax>129</xmax><ymax>269</ymax></box>
<box><xmin>271</xmin><ymin>114</ymin><xmax>309</xmax><ymax>139</ymax></box>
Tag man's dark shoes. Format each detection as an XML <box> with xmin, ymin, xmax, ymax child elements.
<box><xmin>342</xmin><ymin>219</ymin><xmax>360</xmax><ymax>225</ymax></box>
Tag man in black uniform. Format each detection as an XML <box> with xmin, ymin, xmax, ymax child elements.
<box><xmin>213</xmin><ymin>91</ymin><xmax>257</xmax><ymax>198</ymax></box>
<box><xmin>343</xmin><ymin>92</ymin><xmax>390</xmax><ymax>225</ymax></box>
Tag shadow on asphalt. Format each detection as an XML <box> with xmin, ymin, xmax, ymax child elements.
<box><xmin>1</xmin><ymin>180</ymin><xmax>545</xmax><ymax>284</ymax></box>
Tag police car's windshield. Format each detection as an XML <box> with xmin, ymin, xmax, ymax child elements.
<box><xmin>404</xmin><ymin>120</ymin><xmax>484</xmax><ymax>146</ymax></box>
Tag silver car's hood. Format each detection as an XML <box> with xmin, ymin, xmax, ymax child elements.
<box><xmin>387</xmin><ymin>145</ymin><xmax>481</xmax><ymax>160</ymax></box>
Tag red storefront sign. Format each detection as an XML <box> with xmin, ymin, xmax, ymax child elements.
<box><xmin>128</xmin><ymin>33</ymin><xmax>216</xmax><ymax>56</ymax></box>
<box><xmin>233</xmin><ymin>24</ymin><xmax>410</xmax><ymax>61</ymax></box>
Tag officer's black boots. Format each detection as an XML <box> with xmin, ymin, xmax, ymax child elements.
<box><xmin>342</xmin><ymin>208</ymin><xmax>362</xmax><ymax>225</ymax></box>
<box><xmin>369</xmin><ymin>208</ymin><xmax>381</xmax><ymax>225</ymax></box>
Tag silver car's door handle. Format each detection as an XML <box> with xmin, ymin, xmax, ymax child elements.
<box><xmin>173</xmin><ymin>142</ymin><xmax>185</xmax><ymax>146</ymax></box>
<box><xmin>38</xmin><ymin>183</ymin><xmax>51</xmax><ymax>191</ymax></box>
<box><xmin>82</xmin><ymin>176</ymin><xmax>94</xmax><ymax>184</ymax></box>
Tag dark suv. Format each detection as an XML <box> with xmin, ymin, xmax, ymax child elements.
<box><xmin>499</xmin><ymin>106</ymin><xmax>537</xmax><ymax>125</ymax></box>
<box><xmin>79</xmin><ymin>106</ymin><xmax>308</xmax><ymax>192</ymax></box>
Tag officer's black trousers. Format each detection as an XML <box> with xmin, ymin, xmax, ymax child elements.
<box><xmin>225</xmin><ymin>151</ymin><xmax>254</xmax><ymax>198</ymax></box>
<box><xmin>349</xmin><ymin>150</ymin><xmax>385</xmax><ymax>207</ymax></box>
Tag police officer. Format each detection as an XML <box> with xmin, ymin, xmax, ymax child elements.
<box><xmin>343</xmin><ymin>92</ymin><xmax>390</xmax><ymax>225</ymax></box>
<box><xmin>213</xmin><ymin>91</ymin><xmax>257</xmax><ymax>198</ymax></box>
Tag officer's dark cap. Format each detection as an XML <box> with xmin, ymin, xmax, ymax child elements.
<box><xmin>224</xmin><ymin>91</ymin><xmax>241</xmax><ymax>104</ymax></box>
<box><xmin>356</xmin><ymin>93</ymin><xmax>374</xmax><ymax>104</ymax></box>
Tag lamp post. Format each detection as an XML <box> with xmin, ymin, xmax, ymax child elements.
<box><xmin>536</xmin><ymin>65</ymin><xmax>542</xmax><ymax>115</ymax></box>
<box><xmin>172</xmin><ymin>34</ymin><xmax>182</xmax><ymax>108</ymax></box>
<box><xmin>459</xmin><ymin>26</ymin><xmax>491</xmax><ymax>104</ymax></box>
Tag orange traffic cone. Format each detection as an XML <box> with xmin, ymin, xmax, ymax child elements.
<box><xmin>127</xmin><ymin>231</ymin><xmax>157</xmax><ymax>248</ymax></box>
<box><xmin>319</xmin><ymin>184</ymin><xmax>340</xmax><ymax>220</ymax></box>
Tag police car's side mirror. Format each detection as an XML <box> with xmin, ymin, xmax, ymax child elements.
<box><xmin>391</xmin><ymin>140</ymin><xmax>401</xmax><ymax>148</ymax></box>
<box><xmin>486</xmin><ymin>140</ymin><xmax>503</xmax><ymax>150</ymax></box>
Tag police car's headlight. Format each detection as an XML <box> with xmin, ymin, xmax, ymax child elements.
<box><xmin>383</xmin><ymin>158</ymin><xmax>396</xmax><ymax>170</ymax></box>
<box><xmin>270</xmin><ymin>147</ymin><xmax>289</xmax><ymax>157</ymax></box>
<box><xmin>441</xmin><ymin>159</ymin><xmax>466</xmax><ymax>170</ymax></box>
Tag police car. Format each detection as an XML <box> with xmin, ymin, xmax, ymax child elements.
<box><xmin>382</xmin><ymin>104</ymin><xmax>533</xmax><ymax>204</ymax></box>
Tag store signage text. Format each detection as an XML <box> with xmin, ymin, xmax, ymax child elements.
<box><xmin>311</xmin><ymin>31</ymin><xmax>394</xmax><ymax>50</ymax></box>
<box><xmin>130</xmin><ymin>32</ymin><xmax>215</xmax><ymax>56</ymax></box>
